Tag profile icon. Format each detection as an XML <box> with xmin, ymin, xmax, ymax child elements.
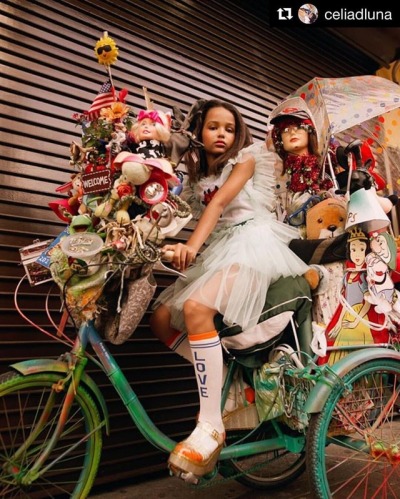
<box><xmin>298</xmin><ymin>4</ymin><xmax>318</xmax><ymax>24</ymax></box>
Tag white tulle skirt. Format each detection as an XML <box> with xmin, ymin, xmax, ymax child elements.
<box><xmin>154</xmin><ymin>216</ymin><xmax>310</xmax><ymax>332</ymax></box>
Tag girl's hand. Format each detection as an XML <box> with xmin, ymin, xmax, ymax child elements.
<box><xmin>162</xmin><ymin>243</ymin><xmax>197</xmax><ymax>271</ymax></box>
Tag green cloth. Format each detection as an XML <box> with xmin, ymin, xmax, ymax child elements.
<box><xmin>215</xmin><ymin>275</ymin><xmax>312</xmax><ymax>367</ymax></box>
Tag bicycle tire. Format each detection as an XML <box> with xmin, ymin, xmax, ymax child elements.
<box><xmin>220</xmin><ymin>422</ymin><xmax>306</xmax><ymax>489</ymax></box>
<box><xmin>307</xmin><ymin>358</ymin><xmax>400</xmax><ymax>498</ymax></box>
<box><xmin>0</xmin><ymin>370</ymin><xmax>103</xmax><ymax>498</ymax></box>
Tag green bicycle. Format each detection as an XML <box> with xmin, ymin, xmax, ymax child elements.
<box><xmin>1</xmin><ymin>269</ymin><xmax>400</xmax><ymax>498</ymax></box>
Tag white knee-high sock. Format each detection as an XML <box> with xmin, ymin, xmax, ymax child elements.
<box><xmin>166</xmin><ymin>330</ymin><xmax>193</xmax><ymax>363</ymax></box>
<box><xmin>188</xmin><ymin>330</ymin><xmax>224</xmax><ymax>434</ymax></box>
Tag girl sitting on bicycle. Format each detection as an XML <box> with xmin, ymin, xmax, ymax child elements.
<box><xmin>150</xmin><ymin>99</ymin><xmax>310</xmax><ymax>478</ymax></box>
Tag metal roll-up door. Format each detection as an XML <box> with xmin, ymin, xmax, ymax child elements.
<box><xmin>0</xmin><ymin>0</ymin><xmax>379</xmax><ymax>486</ymax></box>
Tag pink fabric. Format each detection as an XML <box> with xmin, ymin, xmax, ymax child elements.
<box><xmin>137</xmin><ymin>110</ymin><xmax>164</xmax><ymax>125</ymax></box>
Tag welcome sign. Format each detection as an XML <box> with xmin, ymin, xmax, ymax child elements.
<box><xmin>82</xmin><ymin>170</ymin><xmax>111</xmax><ymax>194</ymax></box>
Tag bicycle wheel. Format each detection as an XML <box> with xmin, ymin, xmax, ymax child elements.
<box><xmin>307</xmin><ymin>358</ymin><xmax>400</xmax><ymax>498</ymax></box>
<box><xmin>220</xmin><ymin>421</ymin><xmax>306</xmax><ymax>489</ymax></box>
<box><xmin>0</xmin><ymin>370</ymin><xmax>103</xmax><ymax>498</ymax></box>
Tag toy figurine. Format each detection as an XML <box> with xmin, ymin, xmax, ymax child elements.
<box><xmin>131</xmin><ymin>109</ymin><xmax>171</xmax><ymax>160</ymax></box>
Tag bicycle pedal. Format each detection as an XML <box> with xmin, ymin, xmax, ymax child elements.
<box><xmin>168</xmin><ymin>464</ymin><xmax>199</xmax><ymax>484</ymax></box>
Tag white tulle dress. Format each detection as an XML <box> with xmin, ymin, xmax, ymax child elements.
<box><xmin>154</xmin><ymin>141</ymin><xmax>310</xmax><ymax>332</ymax></box>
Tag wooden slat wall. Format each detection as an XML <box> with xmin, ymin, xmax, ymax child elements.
<box><xmin>0</xmin><ymin>0</ymin><xmax>379</xmax><ymax>488</ymax></box>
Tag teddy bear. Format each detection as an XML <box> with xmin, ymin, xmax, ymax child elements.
<box><xmin>306</xmin><ymin>198</ymin><xmax>348</xmax><ymax>326</ymax></box>
<box><xmin>289</xmin><ymin>197</ymin><xmax>349</xmax><ymax>327</ymax></box>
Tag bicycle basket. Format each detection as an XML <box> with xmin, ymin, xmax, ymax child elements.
<box><xmin>280</xmin><ymin>369</ymin><xmax>312</xmax><ymax>431</ymax></box>
<box><xmin>94</xmin><ymin>265</ymin><xmax>156</xmax><ymax>345</ymax></box>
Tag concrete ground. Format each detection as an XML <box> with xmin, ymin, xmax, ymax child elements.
<box><xmin>90</xmin><ymin>470</ymin><xmax>311</xmax><ymax>499</ymax></box>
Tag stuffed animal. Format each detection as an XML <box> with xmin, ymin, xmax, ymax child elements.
<box><xmin>303</xmin><ymin>268</ymin><xmax>320</xmax><ymax>291</ymax></box>
<box><xmin>306</xmin><ymin>197</ymin><xmax>346</xmax><ymax>240</ymax></box>
<box><xmin>288</xmin><ymin>196</ymin><xmax>348</xmax><ymax>329</ymax></box>
<box><xmin>289</xmin><ymin>197</ymin><xmax>348</xmax><ymax>264</ymax></box>
<box><xmin>287</xmin><ymin>198</ymin><xmax>347</xmax><ymax>291</ymax></box>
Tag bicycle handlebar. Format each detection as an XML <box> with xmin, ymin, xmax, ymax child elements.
<box><xmin>161</xmin><ymin>249</ymin><xmax>174</xmax><ymax>262</ymax></box>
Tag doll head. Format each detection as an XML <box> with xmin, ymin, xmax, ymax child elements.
<box><xmin>184</xmin><ymin>99</ymin><xmax>253</xmax><ymax>182</ymax></box>
<box><xmin>270</xmin><ymin>109</ymin><xmax>318</xmax><ymax>160</ymax></box>
<box><xmin>347</xmin><ymin>226</ymin><xmax>368</xmax><ymax>267</ymax></box>
<box><xmin>132</xmin><ymin>109</ymin><xmax>171</xmax><ymax>143</ymax></box>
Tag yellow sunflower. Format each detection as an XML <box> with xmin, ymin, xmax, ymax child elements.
<box><xmin>94</xmin><ymin>34</ymin><xmax>119</xmax><ymax>66</ymax></box>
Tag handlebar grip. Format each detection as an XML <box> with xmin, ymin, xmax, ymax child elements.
<box><xmin>161</xmin><ymin>250</ymin><xmax>174</xmax><ymax>262</ymax></box>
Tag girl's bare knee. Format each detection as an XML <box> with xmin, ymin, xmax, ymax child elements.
<box><xmin>183</xmin><ymin>300</ymin><xmax>202</xmax><ymax>320</ymax></box>
<box><xmin>183</xmin><ymin>300</ymin><xmax>216</xmax><ymax>332</ymax></box>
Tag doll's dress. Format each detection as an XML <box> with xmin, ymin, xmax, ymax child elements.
<box><xmin>326</xmin><ymin>265</ymin><xmax>374</xmax><ymax>365</ymax></box>
<box><xmin>154</xmin><ymin>142</ymin><xmax>310</xmax><ymax>333</ymax></box>
<box><xmin>135</xmin><ymin>139</ymin><xmax>165</xmax><ymax>160</ymax></box>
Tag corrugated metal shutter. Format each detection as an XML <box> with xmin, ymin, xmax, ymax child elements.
<box><xmin>0</xmin><ymin>0</ymin><xmax>379</xmax><ymax>488</ymax></box>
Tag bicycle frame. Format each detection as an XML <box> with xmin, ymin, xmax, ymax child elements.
<box><xmin>9</xmin><ymin>319</ymin><xmax>306</xmax><ymax>473</ymax></box>
<box><xmin>8</xmin><ymin>315</ymin><xmax>400</xmax><ymax>493</ymax></box>
<box><xmin>81</xmin><ymin>319</ymin><xmax>305</xmax><ymax>460</ymax></box>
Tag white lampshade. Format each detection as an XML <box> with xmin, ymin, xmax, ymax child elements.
<box><xmin>345</xmin><ymin>187</ymin><xmax>390</xmax><ymax>233</ymax></box>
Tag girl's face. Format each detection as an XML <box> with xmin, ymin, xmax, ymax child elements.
<box><xmin>281</xmin><ymin>125</ymin><xmax>309</xmax><ymax>156</ymax></box>
<box><xmin>201</xmin><ymin>107</ymin><xmax>236</xmax><ymax>158</ymax></box>
<box><xmin>350</xmin><ymin>239</ymin><xmax>367</xmax><ymax>266</ymax></box>
<box><xmin>137</xmin><ymin>118</ymin><xmax>159</xmax><ymax>141</ymax></box>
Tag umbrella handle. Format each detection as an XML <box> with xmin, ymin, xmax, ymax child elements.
<box><xmin>326</xmin><ymin>152</ymin><xmax>339</xmax><ymax>191</ymax></box>
<box><xmin>346</xmin><ymin>154</ymin><xmax>353</xmax><ymax>195</ymax></box>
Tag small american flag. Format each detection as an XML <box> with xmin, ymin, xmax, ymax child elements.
<box><xmin>85</xmin><ymin>79</ymin><xmax>115</xmax><ymax>120</ymax></box>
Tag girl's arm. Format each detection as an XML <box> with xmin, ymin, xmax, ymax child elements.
<box><xmin>164</xmin><ymin>155</ymin><xmax>255</xmax><ymax>270</ymax></box>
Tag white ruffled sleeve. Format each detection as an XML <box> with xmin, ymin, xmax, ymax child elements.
<box><xmin>221</xmin><ymin>142</ymin><xmax>282</xmax><ymax>213</ymax></box>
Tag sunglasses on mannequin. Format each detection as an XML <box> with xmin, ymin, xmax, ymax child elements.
<box><xmin>280</xmin><ymin>124</ymin><xmax>309</xmax><ymax>135</ymax></box>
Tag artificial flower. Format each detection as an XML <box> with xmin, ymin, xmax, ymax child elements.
<box><xmin>116</xmin><ymin>183</ymin><xmax>134</xmax><ymax>198</ymax></box>
<box><xmin>285</xmin><ymin>154</ymin><xmax>333</xmax><ymax>194</ymax></box>
<box><xmin>100</xmin><ymin>102</ymin><xmax>130</xmax><ymax>121</ymax></box>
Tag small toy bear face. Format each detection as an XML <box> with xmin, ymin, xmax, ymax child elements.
<box><xmin>306</xmin><ymin>198</ymin><xmax>347</xmax><ymax>239</ymax></box>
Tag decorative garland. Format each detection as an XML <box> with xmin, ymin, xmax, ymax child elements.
<box><xmin>285</xmin><ymin>154</ymin><xmax>333</xmax><ymax>194</ymax></box>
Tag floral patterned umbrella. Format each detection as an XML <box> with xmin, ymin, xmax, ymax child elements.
<box><xmin>269</xmin><ymin>75</ymin><xmax>400</xmax><ymax>195</ymax></box>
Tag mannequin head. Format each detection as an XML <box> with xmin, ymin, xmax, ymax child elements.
<box><xmin>270</xmin><ymin>110</ymin><xmax>319</xmax><ymax>161</ymax></box>
<box><xmin>269</xmin><ymin>108</ymin><xmax>334</xmax><ymax>195</ymax></box>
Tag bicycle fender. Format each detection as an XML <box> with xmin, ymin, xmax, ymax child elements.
<box><xmin>10</xmin><ymin>359</ymin><xmax>110</xmax><ymax>434</ymax></box>
<box><xmin>304</xmin><ymin>347</ymin><xmax>400</xmax><ymax>414</ymax></box>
